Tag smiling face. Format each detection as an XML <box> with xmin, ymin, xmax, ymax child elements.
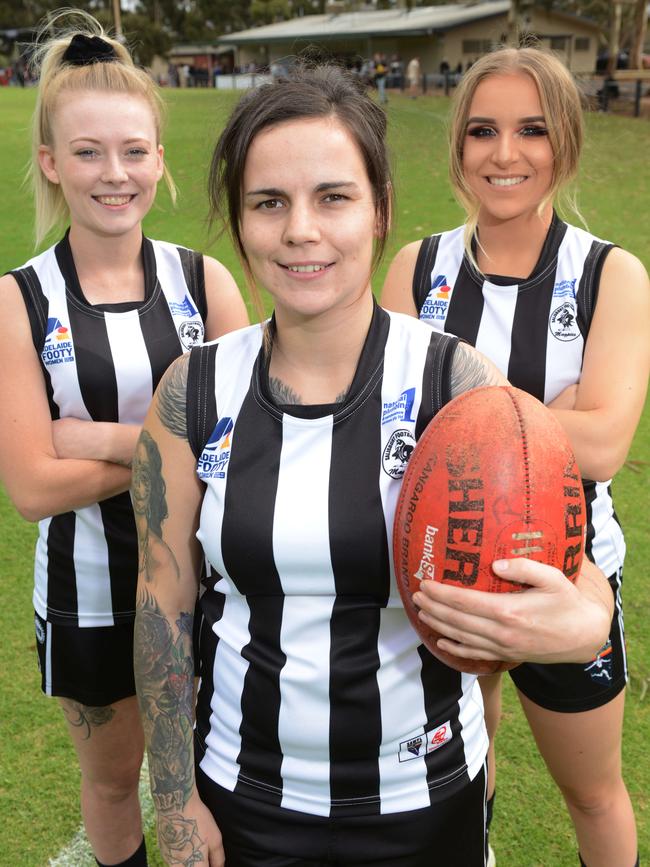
<box><xmin>462</xmin><ymin>72</ymin><xmax>554</xmax><ymax>224</ymax></box>
<box><xmin>38</xmin><ymin>90</ymin><xmax>164</xmax><ymax>241</ymax></box>
<box><xmin>240</xmin><ymin>116</ymin><xmax>378</xmax><ymax>323</ymax></box>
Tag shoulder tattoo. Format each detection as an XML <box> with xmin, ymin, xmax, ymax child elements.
<box><xmin>156</xmin><ymin>354</ymin><xmax>190</xmax><ymax>440</ymax></box>
<box><xmin>450</xmin><ymin>341</ymin><xmax>505</xmax><ymax>399</ymax></box>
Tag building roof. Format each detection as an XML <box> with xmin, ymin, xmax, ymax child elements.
<box><xmin>217</xmin><ymin>1</ymin><xmax>514</xmax><ymax>44</ymax></box>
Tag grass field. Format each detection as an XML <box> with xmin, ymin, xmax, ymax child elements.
<box><xmin>0</xmin><ymin>86</ymin><xmax>648</xmax><ymax>866</ymax></box>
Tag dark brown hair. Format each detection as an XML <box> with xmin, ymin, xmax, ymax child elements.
<box><xmin>208</xmin><ymin>64</ymin><xmax>393</xmax><ymax>312</ymax></box>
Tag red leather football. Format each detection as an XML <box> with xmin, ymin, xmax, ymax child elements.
<box><xmin>393</xmin><ymin>386</ymin><xmax>585</xmax><ymax>675</ymax></box>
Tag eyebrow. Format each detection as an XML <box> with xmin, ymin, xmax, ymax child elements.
<box><xmin>245</xmin><ymin>181</ymin><xmax>359</xmax><ymax>198</ymax></box>
<box><xmin>466</xmin><ymin>115</ymin><xmax>546</xmax><ymax>124</ymax></box>
<box><xmin>69</xmin><ymin>136</ymin><xmax>152</xmax><ymax>144</ymax></box>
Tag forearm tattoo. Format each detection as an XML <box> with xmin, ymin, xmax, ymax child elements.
<box><xmin>61</xmin><ymin>701</ymin><xmax>115</xmax><ymax>740</ymax></box>
<box><xmin>156</xmin><ymin>354</ymin><xmax>190</xmax><ymax>440</ymax></box>
<box><xmin>132</xmin><ymin>430</ymin><xmax>180</xmax><ymax>584</ymax></box>
<box><xmin>134</xmin><ymin>589</ymin><xmax>196</xmax><ymax>817</ymax></box>
<box><xmin>157</xmin><ymin>813</ymin><xmax>206</xmax><ymax>865</ymax></box>
<box><xmin>450</xmin><ymin>341</ymin><xmax>505</xmax><ymax>399</ymax></box>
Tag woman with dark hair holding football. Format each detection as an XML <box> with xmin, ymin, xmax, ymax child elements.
<box><xmin>0</xmin><ymin>12</ymin><xmax>247</xmax><ymax>865</ymax></box>
<box><xmin>382</xmin><ymin>46</ymin><xmax>649</xmax><ymax>867</ymax></box>
<box><xmin>132</xmin><ymin>63</ymin><xmax>615</xmax><ymax>867</ymax></box>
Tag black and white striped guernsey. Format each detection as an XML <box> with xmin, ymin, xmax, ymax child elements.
<box><xmin>11</xmin><ymin>232</ymin><xmax>207</xmax><ymax>627</ymax></box>
<box><xmin>188</xmin><ymin>304</ymin><xmax>488</xmax><ymax>817</ymax></box>
<box><xmin>412</xmin><ymin>214</ymin><xmax>625</xmax><ymax>577</ymax></box>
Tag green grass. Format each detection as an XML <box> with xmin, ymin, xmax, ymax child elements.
<box><xmin>0</xmin><ymin>87</ymin><xmax>648</xmax><ymax>866</ymax></box>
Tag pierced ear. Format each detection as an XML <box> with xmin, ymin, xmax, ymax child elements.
<box><xmin>38</xmin><ymin>146</ymin><xmax>60</xmax><ymax>184</ymax></box>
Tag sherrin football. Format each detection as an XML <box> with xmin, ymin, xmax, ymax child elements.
<box><xmin>393</xmin><ymin>386</ymin><xmax>585</xmax><ymax>675</ymax></box>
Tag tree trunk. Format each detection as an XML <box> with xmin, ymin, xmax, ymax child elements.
<box><xmin>629</xmin><ymin>0</ymin><xmax>647</xmax><ymax>68</ymax></box>
<box><xmin>607</xmin><ymin>0</ymin><xmax>622</xmax><ymax>77</ymax></box>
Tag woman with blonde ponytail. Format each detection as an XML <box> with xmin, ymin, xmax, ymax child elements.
<box><xmin>0</xmin><ymin>11</ymin><xmax>247</xmax><ymax>865</ymax></box>
<box><xmin>382</xmin><ymin>46</ymin><xmax>648</xmax><ymax>867</ymax></box>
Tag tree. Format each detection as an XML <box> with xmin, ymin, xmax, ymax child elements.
<box><xmin>629</xmin><ymin>0</ymin><xmax>647</xmax><ymax>68</ymax></box>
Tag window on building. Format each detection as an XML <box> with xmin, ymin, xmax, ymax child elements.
<box><xmin>575</xmin><ymin>37</ymin><xmax>590</xmax><ymax>51</ymax></box>
<box><xmin>550</xmin><ymin>36</ymin><xmax>568</xmax><ymax>51</ymax></box>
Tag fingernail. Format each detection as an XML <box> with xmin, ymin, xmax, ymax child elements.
<box><xmin>412</xmin><ymin>592</ymin><xmax>422</xmax><ymax>607</ymax></box>
<box><xmin>493</xmin><ymin>559</ymin><xmax>509</xmax><ymax>571</ymax></box>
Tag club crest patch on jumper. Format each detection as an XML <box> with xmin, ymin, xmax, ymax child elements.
<box><xmin>178</xmin><ymin>320</ymin><xmax>204</xmax><ymax>350</ymax></box>
<box><xmin>197</xmin><ymin>416</ymin><xmax>234</xmax><ymax>480</ymax></box>
<box><xmin>549</xmin><ymin>301</ymin><xmax>580</xmax><ymax>342</ymax></box>
<box><xmin>42</xmin><ymin>316</ymin><xmax>75</xmax><ymax>367</ymax></box>
<box><xmin>382</xmin><ymin>429</ymin><xmax>416</xmax><ymax>479</ymax></box>
<box><xmin>399</xmin><ymin>722</ymin><xmax>452</xmax><ymax>762</ymax></box>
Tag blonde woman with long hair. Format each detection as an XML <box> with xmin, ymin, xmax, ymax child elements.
<box><xmin>382</xmin><ymin>46</ymin><xmax>649</xmax><ymax>867</ymax></box>
<box><xmin>0</xmin><ymin>12</ymin><xmax>247</xmax><ymax>864</ymax></box>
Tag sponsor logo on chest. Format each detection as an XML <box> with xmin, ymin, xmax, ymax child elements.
<box><xmin>197</xmin><ymin>416</ymin><xmax>234</xmax><ymax>480</ymax></box>
<box><xmin>42</xmin><ymin>316</ymin><xmax>75</xmax><ymax>367</ymax></box>
<box><xmin>420</xmin><ymin>275</ymin><xmax>452</xmax><ymax>322</ymax></box>
<box><xmin>382</xmin><ymin>387</ymin><xmax>416</xmax><ymax>424</ymax></box>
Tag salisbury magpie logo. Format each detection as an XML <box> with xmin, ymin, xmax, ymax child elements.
<box><xmin>549</xmin><ymin>301</ymin><xmax>580</xmax><ymax>342</ymax></box>
<box><xmin>179</xmin><ymin>320</ymin><xmax>204</xmax><ymax>350</ymax></box>
<box><xmin>420</xmin><ymin>275</ymin><xmax>453</xmax><ymax>322</ymax></box>
<box><xmin>168</xmin><ymin>294</ymin><xmax>199</xmax><ymax>319</ymax></box>
<box><xmin>382</xmin><ymin>429</ymin><xmax>416</xmax><ymax>479</ymax></box>
<box><xmin>42</xmin><ymin>316</ymin><xmax>75</xmax><ymax>366</ymax></box>
<box><xmin>197</xmin><ymin>417</ymin><xmax>234</xmax><ymax>479</ymax></box>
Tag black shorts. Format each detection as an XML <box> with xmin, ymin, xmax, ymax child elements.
<box><xmin>196</xmin><ymin>764</ymin><xmax>488</xmax><ymax>866</ymax></box>
<box><xmin>509</xmin><ymin>568</ymin><xmax>627</xmax><ymax>713</ymax></box>
<box><xmin>34</xmin><ymin>612</ymin><xmax>136</xmax><ymax>707</ymax></box>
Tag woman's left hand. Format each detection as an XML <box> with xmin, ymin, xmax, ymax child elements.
<box><xmin>412</xmin><ymin>557</ymin><xmax>612</xmax><ymax>666</ymax></box>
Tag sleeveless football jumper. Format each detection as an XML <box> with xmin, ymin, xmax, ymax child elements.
<box><xmin>186</xmin><ymin>304</ymin><xmax>489</xmax><ymax>818</ymax></box>
<box><xmin>11</xmin><ymin>232</ymin><xmax>207</xmax><ymax>628</ymax></box>
<box><xmin>412</xmin><ymin>215</ymin><xmax>627</xmax><ymax>708</ymax></box>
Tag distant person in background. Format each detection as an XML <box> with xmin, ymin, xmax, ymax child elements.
<box><xmin>0</xmin><ymin>11</ymin><xmax>247</xmax><ymax>867</ymax></box>
<box><xmin>373</xmin><ymin>51</ymin><xmax>388</xmax><ymax>104</ymax></box>
<box><xmin>407</xmin><ymin>55</ymin><xmax>421</xmax><ymax>98</ymax></box>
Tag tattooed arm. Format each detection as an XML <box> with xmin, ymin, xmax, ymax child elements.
<box><xmin>449</xmin><ymin>340</ymin><xmax>508</xmax><ymax>397</ymax></box>
<box><xmin>132</xmin><ymin>355</ymin><xmax>224</xmax><ymax>867</ymax></box>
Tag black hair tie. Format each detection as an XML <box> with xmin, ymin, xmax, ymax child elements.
<box><xmin>62</xmin><ymin>34</ymin><xmax>118</xmax><ymax>66</ymax></box>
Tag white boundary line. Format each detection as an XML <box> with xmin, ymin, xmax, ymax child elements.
<box><xmin>48</xmin><ymin>756</ymin><xmax>155</xmax><ymax>866</ymax></box>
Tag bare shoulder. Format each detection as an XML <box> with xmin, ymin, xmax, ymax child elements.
<box><xmin>380</xmin><ymin>239</ymin><xmax>423</xmax><ymax>315</ymax></box>
<box><xmin>203</xmin><ymin>254</ymin><xmax>238</xmax><ymax>288</ymax></box>
<box><xmin>600</xmin><ymin>246</ymin><xmax>649</xmax><ymax>291</ymax></box>
<box><xmin>203</xmin><ymin>255</ymin><xmax>249</xmax><ymax>338</ymax></box>
<box><xmin>449</xmin><ymin>341</ymin><xmax>508</xmax><ymax>399</ymax></box>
